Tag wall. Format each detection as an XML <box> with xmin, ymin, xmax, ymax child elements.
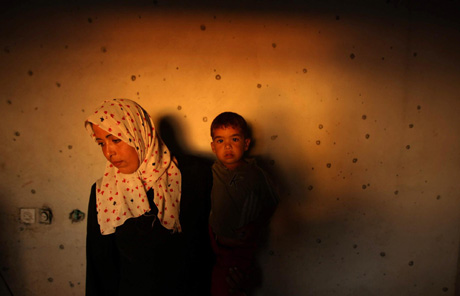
<box><xmin>0</xmin><ymin>1</ymin><xmax>459</xmax><ymax>295</ymax></box>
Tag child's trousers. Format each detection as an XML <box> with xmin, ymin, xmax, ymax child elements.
<box><xmin>209</xmin><ymin>226</ymin><xmax>257</xmax><ymax>296</ymax></box>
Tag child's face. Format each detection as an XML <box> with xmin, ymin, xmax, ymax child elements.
<box><xmin>211</xmin><ymin>126</ymin><xmax>250</xmax><ymax>170</ymax></box>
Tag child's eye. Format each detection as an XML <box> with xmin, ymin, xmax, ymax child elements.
<box><xmin>216</xmin><ymin>139</ymin><xmax>223</xmax><ymax>144</ymax></box>
<box><xmin>232</xmin><ymin>138</ymin><xmax>240</xmax><ymax>142</ymax></box>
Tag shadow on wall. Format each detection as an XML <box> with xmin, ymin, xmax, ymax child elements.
<box><xmin>157</xmin><ymin>113</ymin><xmax>294</xmax><ymax>293</ymax></box>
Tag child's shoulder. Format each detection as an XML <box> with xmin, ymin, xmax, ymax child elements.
<box><xmin>243</xmin><ymin>158</ymin><xmax>269</xmax><ymax>180</ymax></box>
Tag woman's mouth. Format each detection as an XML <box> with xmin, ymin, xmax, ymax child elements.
<box><xmin>112</xmin><ymin>160</ymin><xmax>123</xmax><ymax>167</ymax></box>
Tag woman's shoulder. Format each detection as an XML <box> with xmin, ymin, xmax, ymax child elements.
<box><xmin>90</xmin><ymin>178</ymin><xmax>103</xmax><ymax>194</ymax></box>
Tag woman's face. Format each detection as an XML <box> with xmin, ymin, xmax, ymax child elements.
<box><xmin>92</xmin><ymin>124</ymin><xmax>140</xmax><ymax>174</ymax></box>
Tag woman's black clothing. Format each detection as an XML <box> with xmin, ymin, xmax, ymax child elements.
<box><xmin>86</xmin><ymin>156</ymin><xmax>213</xmax><ymax>296</ymax></box>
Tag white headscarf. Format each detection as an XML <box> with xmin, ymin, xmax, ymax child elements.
<box><xmin>85</xmin><ymin>99</ymin><xmax>181</xmax><ymax>235</ymax></box>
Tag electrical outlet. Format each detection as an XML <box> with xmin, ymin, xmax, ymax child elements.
<box><xmin>20</xmin><ymin>208</ymin><xmax>36</xmax><ymax>224</ymax></box>
<box><xmin>39</xmin><ymin>208</ymin><xmax>52</xmax><ymax>224</ymax></box>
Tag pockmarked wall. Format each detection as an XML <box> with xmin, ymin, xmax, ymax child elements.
<box><xmin>0</xmin><ymin>1</ymin><xmax>459</xmax><ymax>295</ymax></box>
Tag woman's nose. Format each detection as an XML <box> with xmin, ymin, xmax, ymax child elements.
<box><xmin>104</xmin><ymin>144</ymin><xmax>116</xmax><ymax>159</ymax></box>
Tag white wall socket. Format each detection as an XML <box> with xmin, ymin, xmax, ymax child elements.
<box><xmin>20</xmin><ymin>208</ymin><xmax>36</xmax><ymax>224</ymax></box>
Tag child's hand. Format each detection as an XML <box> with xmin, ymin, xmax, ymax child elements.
<box><xmin>235</xmin><ymin>222</ymin><xmax>259</xmax><ymax>244</ymax></box>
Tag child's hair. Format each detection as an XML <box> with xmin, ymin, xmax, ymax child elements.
<box><xmin>211</xmin><ymin>112</ymin><xmax>250</xmax><ymax>139</ymax></box>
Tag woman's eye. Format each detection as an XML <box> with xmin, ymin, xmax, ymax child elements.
<box><xmin>97</xmin><ymin>142</ymin><xmax>104</xmax><ymax>147</ymax></box>
<box><xmin>113</xmin><ymin>139</ymin><xmax>121</xmax><ymax>144</ymax></box>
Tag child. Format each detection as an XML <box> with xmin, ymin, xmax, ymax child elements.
<box><xmin>209</xmin><ymin>112</ymin><xmax>278</xmax><ymax>296</ymax></box>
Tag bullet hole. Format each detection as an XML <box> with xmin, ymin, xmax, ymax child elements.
<box><xmin>436</xmin><ymin>195</ymin><xmax>441</xmax><ymax>200</ymax></box>
<box><xmin>352</xmin><ymin>158</ymin><xmax>358</xmax><ymax>163</ymax></box>
<box><xmin>69</xmin><ymin>209</ymin><xmax>85</xmax><ymax>223</ymax></box>
<box><xmin>362</xmin><ymin>184</ymin><xmax>367</xmax><ymax>189</ymax></box>
<box><xmin>69</xmin><ymin>281</ymin><xmax>75</xmax><ymax>288</ymax></box>
<box><xmin>48</xmin><ymin>277</ymin><xmax>54</xmax><ymax>283</ymax></box>
<box><xmin>380</xmin><ymin>252</ymin><xmax>386</xmax><ymax>257</ymax></box>
<box><xmin>271</xmin><ymin>135</ymin><xmax>278</xmax><ymax>140</ymax></box>
<box><xmin>307</xmin><ymin>185</ymin><xmax>313</xmax><ymax>191</ymax></box>
<box><xmin>442</xmin><ymin>287</ymin><xmax>448</xmax><ymax>292</ymax></box>
<box><xmin>257</xmin><ymin>83</ymin><xmax>262</xmax><ymax>88</ymax></box>
<box><xmin>269</xmin><ymin>159</ymin><xmax>275</xmax><ymax>166</ymax></box>
<box><xmin>68</xmin><ymin>145</ymin><xmax>73</xmax><ymax>150</ymax></box>
<box><xmin>88</xmin><ymin>17</ymin><xmax>93</xmax><ymax>23</ymax></box>
<box><xmin>56</xmin><ymin>82</ymin><xmax>61</xmax><ymax>87</ymax></box>
<box><xmin>316</xmin><ymin>238</ymin><xmax>322</xmax><ymax>244</ymax></box>
<box><xmin>350</xmin><ymin>53</ymin><xmax>355</xmax><ymax>59</ymax></box>
<box><xmin>131</xmin><ymin>75</ymin><xmax>136</xmax><ymax>81</ymax></box>
<box><xmin>59</xmin><ymin>150</ymin><xmax>62</xmax><ymax>153</ymax></box>
<box><xmin>365</xmin><ymin>134</ymin><xmax>370</xmax><ymax>139</ymax></box>
<box><xmin>101</xmin><ymin>46</ymin><xmax>107</xmax><ymax>53</ymax></box>
<box><xmin>28</xmin><ymin>70</ymin><xmax>33</xmax><ymax>76</ymax></box>
<box><xmin>316</xmin><ymin>140</ymin><xmax>320</xmax><ymax>145</ymax></box>
<box><xmin>353</xmin><ymin>244</ymin><xmax>358</xmax><ymax>249</ymax></box>
<box><xmin>215</xmin><ymin>74</ymin><xmax>221</xmax><ymax>80</ymax></box>
<box><xmin>409</xmin><ymin>124</ymin><xmax>414</xmax><ymax>128</ymax></box>
<box><xmin>417</xmin><ymin>105</ymin><xmax>421</xmax><ymax>110</ymax></box>
<box><xmin>362</xmin><ymin>115</ymin><xmax>367</xmax><ymax>120</ymax></box>
<box><xmin>406</xmin><ymin>145</ymin><xmax>411</xmax><ymax>150</ymax></box>
<box><xmin>268</xmin><ymin>250</ymin><xmax>275</xmax><ymax>256</ymax></box>
<box><xmin>59</xmin><ymin>244</ymin><xmax>64</xmax><ymax>250</ymax></box>
<box><xmin>177</xmin><ymin>105</ymin><xmax>182</xmax><ymax>110</ymax></box>
<box><xmin>272</xmin><ymin>43</ymin><xmax>277</xmax><ymax>48</ymax></box>
<box><xmin>303</xmin><ymin>68</ymin><xmax>307</xmax><ymax>73</ymax></box>
<box><xmin>7</xmin><ymin>100</ymin><xmax>12</xmax><ymax>104</ymax></box>
<box><xmin>31</xmin><ymin>189</ymin><xmax>36</xmax><ymax>194</ymax></box>
<box><xmin>200</xmin><ymin>24</ymin><xmax>206</xmax><ymax>31</ymax></box>
<box><xmin>336</xmin><ymin>15</ymin><xmax>340</xmax><ymax>20</ymax></box>
<box><xmin>203</xmin><ymin>117</ymin><xmax>208</xmax><ymax>122</ymax></box>
<box><xmin>413</xmin><ymin>52</ymin><xmax>417</xmax><ymax>57</ymax></box>
<box><xmin>381</xmin><ymin>57</ymin><xmax>385</xmax><ymax>61</ymax></box>
<box><xmin>394</xmin><ymin>190</ymin><xmax>399</xmax><ymax>195</ymax></box>
<box><xmin>326</xmin><ymin>163</ymin><xmax>331</xmax><ymax>168</ymax></box>
<box><xmin>318</xmin><ymin>124</ymin><xmax>323</xmax><ymax>129</ymax></box>
<box><xmin>408</xmin><ymin>261</ymin><xmax>414</xmax><ymax>266</ymax></box>
<box><xmin>14</xmin><ymin>131</ymin><xmax>20</xmax><ymax>137</ymax></box>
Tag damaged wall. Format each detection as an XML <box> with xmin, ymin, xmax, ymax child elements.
<box><xmin>0</xmin><ymin>1</ymin><xmax>459</xmax><ymax>295</ymax></box>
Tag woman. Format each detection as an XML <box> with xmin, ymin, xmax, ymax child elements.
<box><xmin>85</xmin><ymin>99</ymin><xmax>213</xmax><ymax>295</ymax></box>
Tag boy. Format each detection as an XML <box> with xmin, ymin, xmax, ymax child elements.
<box><xmin>209</xmin><ymin>112</ymin><xmax>278</xmax><ymax>296</ymax></box>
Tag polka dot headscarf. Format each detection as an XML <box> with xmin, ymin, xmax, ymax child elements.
<box><xmin>85</xmin><ymin>99</ymin><xmax>181</xmax><ymax>235</ymax></box>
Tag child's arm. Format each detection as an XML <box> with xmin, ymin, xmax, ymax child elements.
<box><xmin>235</xmin><ymin>204</ymin><xmax>277</xmax><ymax>244</ymax></box>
